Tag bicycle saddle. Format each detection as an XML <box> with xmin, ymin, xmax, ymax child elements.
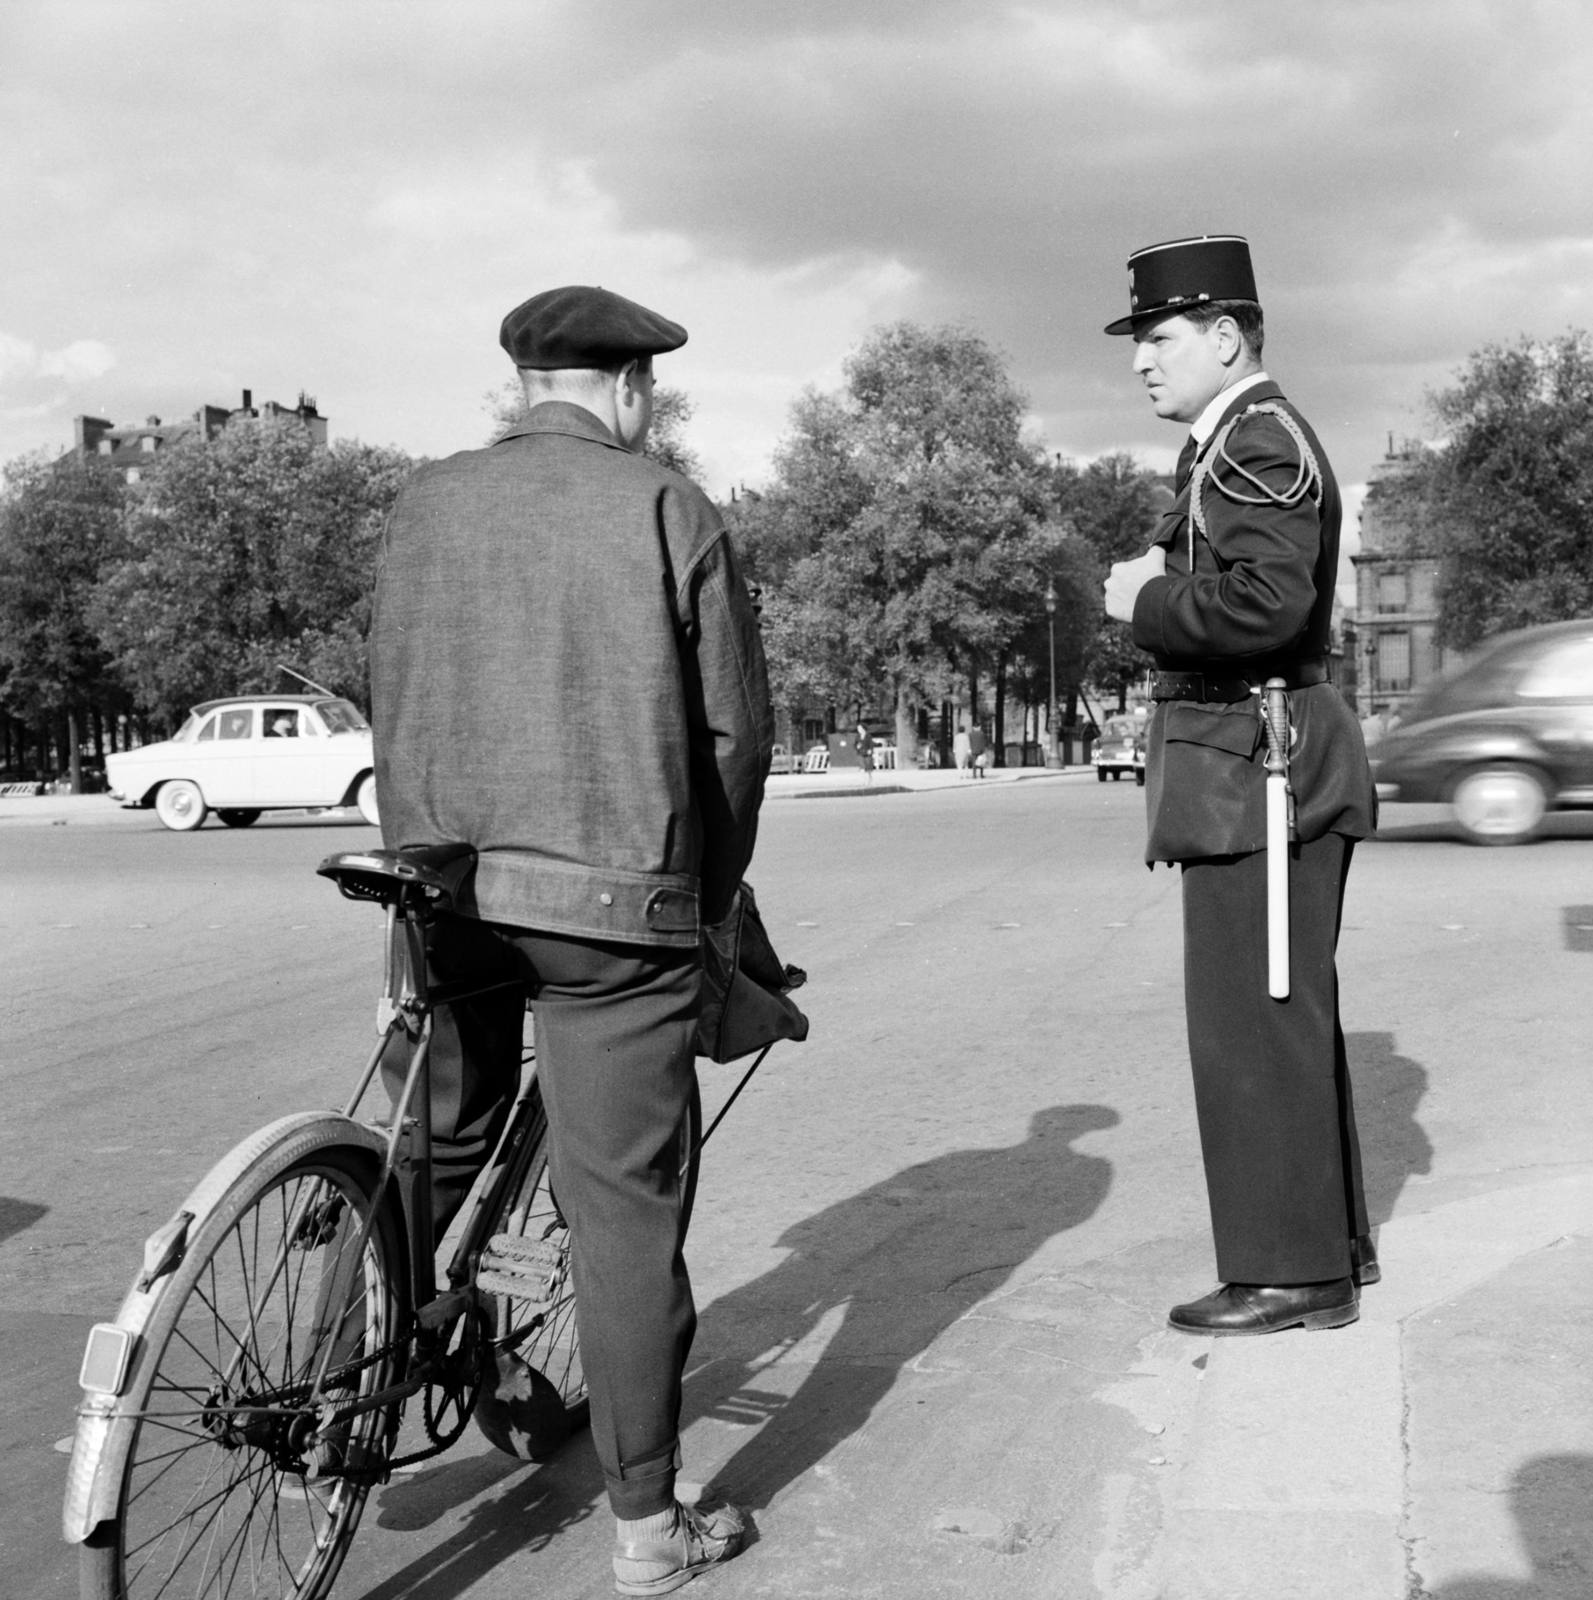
<box><xmin>316</xmin><ymin>842</ymin><xmax>478</xmax><ymax>911</ymax></box>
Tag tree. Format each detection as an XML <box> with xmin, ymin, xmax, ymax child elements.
<box><xmin>483</xmin><ymin>377</ymin><xmax>702</xmax><ymax>479</ymax></box>
<box><xmin>1053</xmin><ymin>451</ymin><xmax>1169</xmax><ymax>712</ymax></box>
<box><xmin>0</xmin><ymin>453</ymin><xmax>127</xmax><ymax>786</ymax></box>
<box><xmin>732</xmin><ymin>322</ymin><xmax>1054</xmax><ymax>760</ymax></box>
<box><xmin>1378</xmin><ymin>331</ymin><xmax>1593</xmax><ymax>649</ymax></box>
<box><xmin>92</xmin><ymin>420</ymin><xmax>412</xmax><ymax>726</ymax></box>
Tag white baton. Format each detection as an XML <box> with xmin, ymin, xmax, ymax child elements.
<box><xmin>1262</xmin><ymin>677</ymin><xmax>1295</xmax><ymax>999</ymax></box>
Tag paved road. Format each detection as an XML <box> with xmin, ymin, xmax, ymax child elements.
<box><xmin>4</xmin><ymin>785</ymin><xmax>1590</xmax><ymax>1597</ymax></box>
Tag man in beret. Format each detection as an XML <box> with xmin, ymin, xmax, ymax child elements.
<box><xmin>1101</xmin><ymin>237</ymin><xmax>1378</xmax><ymax>1336</ymax></box>
<box><xmin>371</xmin><ymin>285</ymin><xmax>772</xmax><ymax>1589</ymax></box>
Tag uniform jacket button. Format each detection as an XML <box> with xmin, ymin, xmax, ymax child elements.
<box><xmin>599</xmin><ymin>892</ymin><xmax>613</xmax><ymax>906</ymax></box>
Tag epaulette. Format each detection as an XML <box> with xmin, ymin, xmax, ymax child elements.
<box><xmin>1187</xmin><ymin>401</ymin><xmax>1323</xmax><ymax>567</ymax></box>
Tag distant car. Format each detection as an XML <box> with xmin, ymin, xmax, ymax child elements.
<box><xmin>106</xmin><ymin>694</ymin><xmax>379</xmax><ymax>832</ymax></box>
<box><xmin>1370</xmin><ymin>618</ymin><xmax>1593</xmax><ymax>844</ymax></box>
<box><xmin>1093</xmin><ymin>714</ymin><xmax>1147</xmax><ymax>785</ymax></box>
<box><xmin>769</xmin><ymin>743</ymin><xmax>798</xmax><ymax>775</ymax></box>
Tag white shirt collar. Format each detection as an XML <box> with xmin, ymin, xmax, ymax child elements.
<box><xmin>1190</xmin><ymin>370</ymin><xmax>1271</xmax><ymax>446</ymax></box>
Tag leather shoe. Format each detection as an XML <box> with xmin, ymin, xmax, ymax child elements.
<box><xmin>614</xmin><ymin>1500</ymin><xmax>746</xmax><ymax>1595</ymax></box>
<box><xmin>1168</xmin><ymin>1279</ymin><xmax>1358</xmax><ymax>1336</ymax></box>
<box><xmin>1351</xmin><ymin>1232</ymin><xmax>1381</xmax><ymax>1286</ymax></box>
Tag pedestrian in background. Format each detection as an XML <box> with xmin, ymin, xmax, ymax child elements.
<box><xmin>371</xmin><ymin>285</ymin><xmax>772</xmax><ymax>1591</ymax></box>
<box><xmin>1102</xmin><ymin>236</ymin><xmax>1378</xmax><ymax>1336</ymax></box>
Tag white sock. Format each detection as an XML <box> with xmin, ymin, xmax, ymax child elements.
<box><xmin>615</xmin><ymin>1505</ymin><xmax>679</xmax><ymax>1544</ymax></box>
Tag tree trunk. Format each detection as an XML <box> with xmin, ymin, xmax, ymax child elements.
<box><xmin>68</xmin><ymin>708</ymin><xmax>83</xmax><ymax>793</ymax></box>
<box><xmin>894</xmin><ymin>680</ymin><xmax>917</xmax><ymax>769</ymax></box>
<box><xmin>967</xmin><ymin>659</ymin><xmax>979</xmax><ymax>728</ymax></box>
<box><xmin>994</xmin><ymin>651</ymin><xmax>1008</xmax><ymax>765</ymax></box>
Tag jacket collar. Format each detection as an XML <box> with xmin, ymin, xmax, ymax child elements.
<box><xmin>1191</xmin><ymin>373</ymin><xmax>1282</xmax><ymax>447</ymax></box>
<box><xmin>494</xmin><ymin>400</ymin><xmax>629</xmax><ymax>452</ymax></box>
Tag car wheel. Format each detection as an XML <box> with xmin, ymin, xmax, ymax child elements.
<box><xmin>1451</xmin><ymin>765</ymin><xmax>1548</xmax><ymax>846</ymax></box>
<box><xmin>216</xmin><ymin>808</ymin><xmax>261</xmax><ymax>828</ymax></box>
<box><xmin>356</xmin><ymin>772</ymin><xmax>381</xmax><ymax>827</ymax></box>
<box><xmin>1096</xmin><ymin>768</ymin><xmax>1107</xmax><ymax>783</ymax></box>
<box><xmin>1135</xmin><ymin>768</ymin><xmax>1146</xmax><ymax>787</ymax></box>
<box><xmin>154</xmin><ymin>780</ymin><xmax>207</xmax><ymax>832</ymax></box>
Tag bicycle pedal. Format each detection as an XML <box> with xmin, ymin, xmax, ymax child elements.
<box><xmin>485</xmin><ymin>1234</ymin><xmax>563</xmax><ymax>1270</ymax></box>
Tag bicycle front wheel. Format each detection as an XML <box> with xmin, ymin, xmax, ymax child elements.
<box><xmin>81</xmin><ymin>1133</ymin><xmax>407</xmax><ymax>1600</ymax></box>
<box><xmin>473</xmin><ymin>1077</ymin><xmax>701</xmax><ymax>1461</ymax></box>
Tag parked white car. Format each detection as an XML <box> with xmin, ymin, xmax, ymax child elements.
<box><xmin>106</xmin><ymin>695</ymin><xmax>379</xmax><ymax>831</ymax></box>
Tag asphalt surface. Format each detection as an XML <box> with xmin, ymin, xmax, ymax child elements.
<box><xmin>3</xmin><ymin>783</ymin><xmax>1590</xmax><ymax>1598</ymax></box>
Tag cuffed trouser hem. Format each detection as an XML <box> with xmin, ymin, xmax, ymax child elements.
<box><xmin>607</xmin><ymin>1441</ymin><xmax>680</xmax><ymax>1520</ymax></box>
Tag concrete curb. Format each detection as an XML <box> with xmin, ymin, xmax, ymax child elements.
<box><xmin>1137</xmin><ymin>1170</ymin><xmax>1593</xmax><ymax>1599</ymax></box>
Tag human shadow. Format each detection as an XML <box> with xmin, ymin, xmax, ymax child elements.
<box><xmin>1345</xmin><ymin>1032</ymin><xmax>1434</xmax><ymax>1227</ymax></box>
<box><xmin>682</xmin><ymin>1102</ymin><xmax>1119</xmax><ymax>1509</ymax></box>
<box><xmin>1432</xmin><ymin>1453</ymin><xmax>1593</xmax><ymax>1598</ymax></box>
<box><xmin>0</xmin><ymin>1197</ymin><xmax>47</xmax><ymax>1245</ymax></box>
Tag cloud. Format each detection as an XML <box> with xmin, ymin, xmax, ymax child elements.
<box><xmin>0</xmin><ymin>331</ymin><xmax>115</xmax><ymax>385</ymax></box>
<box><xmin>2</xmin><ymin>1</ymin><xmax>1591</xmax><ymax>489</ymax></box>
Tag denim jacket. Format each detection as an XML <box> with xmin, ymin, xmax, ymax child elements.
<box><xmin>370</xmin><ymin>402</ymin><xmax>773</xmax><ymax>948</ymax></box>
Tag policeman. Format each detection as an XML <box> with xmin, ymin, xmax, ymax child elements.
<box><xmin>1101</xmin><ymin>236</ymin><xmax>1379</xmax><ymax>1335</ymax></box>
<box><xmin>370</xmin><ymin>286</ymin><xmax>772</xmax><ymax>1588</ymax></box>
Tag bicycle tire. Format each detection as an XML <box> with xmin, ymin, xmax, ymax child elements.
<box><xmin>80</xmin><ymin>1131</ymin><xmax>408</xmax><ymax>1600</ymax></box>
<box><xmin>473</xmin><ymin>1076</ymin><xmax>702</xmax><ymax>1461</ymax></box>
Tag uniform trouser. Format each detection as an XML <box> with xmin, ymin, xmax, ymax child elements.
<box><xmin>380</xmin><ymin>913</ymin><xmax>700</xmax><ymax>1519</ymax></box>
<box><xmin>1180</xmin><ymin>833</ymin><xmax>1369</xmax><ymax>1285</ymax></box>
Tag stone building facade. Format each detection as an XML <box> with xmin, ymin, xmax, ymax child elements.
<box><xmin>72</xmin><ymin>390</ymin><xmax>326</xmax><ymax>482</ymax></box>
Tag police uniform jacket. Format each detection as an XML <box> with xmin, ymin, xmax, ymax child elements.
<box><xmin>370</xmin><ymin>401</ymin><xmax>775</xmax><ymax>948</ymax></box>
<box><xmin>1130</xmin><ymin>381</ymin><xmax>1376</xmax><ymax>864</ymax></box>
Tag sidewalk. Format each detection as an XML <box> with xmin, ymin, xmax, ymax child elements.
<box><xmin>766</xmin><ymin>763</ymin><xmax>1098</xmax><ymax>799</ymax></box>
<box><xmin>1113</xmin><ymin>1170</ymin><xmax>1593</xmax><ymax>1598</ymax></box>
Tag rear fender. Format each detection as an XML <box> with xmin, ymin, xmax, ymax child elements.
<box><xmin>63</xmin><ymin>1113</ymin><xmax>396</xmax><ymax>1544</ymax></box>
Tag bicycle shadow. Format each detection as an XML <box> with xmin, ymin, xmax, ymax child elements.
<box><xmin>349</xmin><ymin>1450</ymin><xmax>602</xmax><ymax>1599</ymax></box>
<box><xmin>342</xmin><ymin>1102</ymin><xmax>1116</xmax><ymax>1597</ymax></box>
<box><xmin>1345</xmin><ymin>1031</ymin><xmax>1434</xmax><ymax>1228</ymax></box>
<box><xmin>1429</xmin><ymin>1453</ymin><xmax>1593</xmax><ymax>1598</ymax></box>
<box><xmin>681</xmin><ymin>1102</ymin><xmax>1119</xmax><ymax>1509</ymax></box>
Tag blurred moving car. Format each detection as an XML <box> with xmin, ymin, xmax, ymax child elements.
<box><xmin>106</xmin><ymin>694</ymin><xmax>379</xmax><ymax>832</ymax></box>
<box><xmin>1093</xmin><ymin>713</ymin><xmax>1147</xmax><ymax>785</ymax></box>
<box><xmin>1370</xmin><ymin>618</ymin><xmax>1593</xmax><ymax>844</ymax></box>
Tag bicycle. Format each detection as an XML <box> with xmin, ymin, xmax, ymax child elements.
<box><xmin>62</xmin><ymin>841</ymin><xmax>792</xmax><ymax>1600</ymax></box>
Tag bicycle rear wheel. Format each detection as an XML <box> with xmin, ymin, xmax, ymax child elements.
<box><xmin>473</xmin><ymin>1076</ymin><xmax>701</xmax><ymax>1461</ymax></box>
<box><xmin>81</xmin><ymin>1136</ymin><xmax>407</xmax><ymax>1600</ymax></box>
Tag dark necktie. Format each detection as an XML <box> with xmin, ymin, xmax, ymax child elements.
<box><xmin>1175</xmin><ymin>433</ymin><xmax>1198</xmax><ymax>493</ymax></box>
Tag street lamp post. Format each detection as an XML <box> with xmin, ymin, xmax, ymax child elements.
<box><xmin>1045</xmin><ymin>577</ymin><xmax>1059</xmax><ymax>766</ymax></box>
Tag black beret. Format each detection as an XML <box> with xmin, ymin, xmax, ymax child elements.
<box><xmin>1104</xmin><ymin>235</ymin><xmax>1259</xmax><ymax>336</ymax></box>
<box><xmin>499</xmin><ymin>285</ymin><xmax>688</xmax><ymax>369</ymax></box>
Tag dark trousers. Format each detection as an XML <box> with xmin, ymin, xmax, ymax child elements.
<box><xmin>1180</xmin><ymin>834</ymin><xmax>1369</xmax><ymax>1284</ymax></box>
<box><xmin>381</xmin><ymin>913</ymin><xmax>700</xmax><ymax>1519</ymax></box>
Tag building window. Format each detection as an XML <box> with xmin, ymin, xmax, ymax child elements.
<box><xmin>1377</xmin><ymin>630</ymin><xmax>1411</xmax><ymax>691</ymax></box>
<box><xmin>1411</xmin><ymin>565</ymin><xmax>1437</xmax><ymax>611</ymax></box>
<box><xmin>1376</xmin><ymin>570</ymin><xmax>1408</xmax><ymax>613</ymax></box>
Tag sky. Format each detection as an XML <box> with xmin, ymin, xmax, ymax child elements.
<box><xmin>5</xmin><ymin>0</ymin><xmax>1592</xmax><ymax>593</ymax></box>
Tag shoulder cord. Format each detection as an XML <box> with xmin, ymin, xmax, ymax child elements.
<box><xmin>1187</xmin><ymin>402</ymin><xmax>1323</xmax><ymax>569</ymax></box>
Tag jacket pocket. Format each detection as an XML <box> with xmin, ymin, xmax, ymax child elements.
<box><xmin>1162</xmin><ymin>701</ymin><xmax>1262</xmax><ymax>758</ymax></box>
<box><xmin>1145</xmin><ymin>701</ymin><xmax>1266</xmax><ymax>862</ymax></box>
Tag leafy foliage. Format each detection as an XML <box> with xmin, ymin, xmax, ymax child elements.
<box><xmin>91</xmin><ymin>420</ymin><xmax>412</xmax><ymax>724</ymax></box>
<box><xmin>0</xmin><ymin>453</ymin><xmax>128</xmax><ymax>728</ymax></box>
<box><xmin>730</xmin><ymin>321</ymin><xmax>1081</xmax><ymax>752</ymax></box>
<box><xmin>1378</xmin><ymin>331</ymin><xmax>1593</xmax><ymax>649</ymax></box>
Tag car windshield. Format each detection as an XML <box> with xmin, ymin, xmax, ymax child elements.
<box><xmin>1103</xmin><ymin>719</ymin><xmax>1139</xmax><ymax>740</ymax></box>
<box><xmin>172</xmin><ymin>711</ymin><xmax>201</xmax><ymax>742</ymax></box>
<box><xmin>316</xmin><ymin>699</ymin><xmax>369</xmax><ymax>734</ymax></box>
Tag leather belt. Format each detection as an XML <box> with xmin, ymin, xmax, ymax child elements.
<box><xmin>1150</xmin><ymin>658</ymin><xmax>1330</xmax><ymax>704</ymax></box>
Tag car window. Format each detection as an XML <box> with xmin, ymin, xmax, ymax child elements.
<box><xmin>315</xmin><ymin>699</ymin><xmax>369</xmax><ymax>734</ymax></box>
<box><xmin>262</xmin><ymin>708</ymin><xmax>301</xmax><ymax>738</ymax></box>
<box><xmin>218</xmin><ymin>709</ymin><xmax>254</xmax><ymax>740</ymax></box>
<box><xmin>196</xmin><ymin>715</ymin><xmax>217</xmax><ymax>742</ymax></box>
<box><xmin>1518</xmin><ymin>636</ymin><xmax>1593</xmax><ymax>699</ymax></box>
